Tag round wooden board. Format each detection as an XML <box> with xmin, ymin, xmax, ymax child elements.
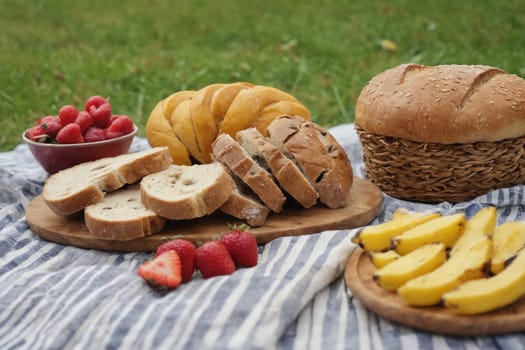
<box><xmin>26</xmin><ymin>177</ymin><xmax>382</xmax><ymax>252</ymax></box>
<box><xmin>344</xmin><ymin>248</ymin><xmax>525</xmax><ymax>336</ymax></box>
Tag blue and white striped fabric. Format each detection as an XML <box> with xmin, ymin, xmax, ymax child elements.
<box><xmin>1</xmin><ymin>124</ymin><xmax>525</xmax><ymax>349</ymax></box>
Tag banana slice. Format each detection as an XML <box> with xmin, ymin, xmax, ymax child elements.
<box><xmin>491</xmin><ymin>221</ymin><xmax>525</xmax><ymax>274</ymax></box>
<box><xmin>351</xmin><ymin>211</ymin><xmax>441</xmax><ymax>252</ymax></box>
<box><xmin>373</xmin><ymin>243</ymin><xmax>446</xmax><ymax>291</ymax></box>
<box><xmin>369</xmin><ymin>250</ymin><xmax>400</xmax><ymax>268</ymax></box>
<box><xmin>391</xmin><ymin>213</ymin><xmax>466</xmax><ymax>255</ymax></box>
<box><xmin>397</xmin><ymin>235</ymin><xmax>491</xmax><ymax>306</ymax></box>
<box><xmin>450</xmin><ymin>206</ymin><xmax>497</xmax><ymax>256</ymax></box>
<box><xmin>442</xmin><ymin>247</ymin><xmax>525</xmax><ymax>314</ymax></box>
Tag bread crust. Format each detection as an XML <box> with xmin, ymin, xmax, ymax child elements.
<box><xmin>220</xmin><ymin>182</ymin><xmax>270</xmax><ymax>227</ymax></box>
<box><xmin>146</xmin><ymin>95</ymin><xmax>193</xmax><ymax>165</ymax></box>
<box><xmin>267</xmin><ymin>116</ymin><xmax>353</xmax><ymax>209</ymax></box>
<box><xmin>84</xmin><ymin>184</ymin><xmax>167</xmax><ymax>241</ymax></box>
<box><xmin>140</xmin><ymin>163</ymin><xmax>235</xmax><ymax>220</ymax></box>
<box><xmin>212</xmin><ymin>133</ymin><xmax>286</xmax><ymax>212</ymax></box>
<box><xmin>355</xmin><ymin>63</ymin><xmax>525</xmax><ymax>143</ymax></box>
<box><xmin>237</xmin><ymin>127</ymin><xmax>319</xmax><ymax>208</ymax></box>
<box><xmin>42</xmin><ymin>147</ymin><xmax>172</xmax><ymax>216</ymax></box>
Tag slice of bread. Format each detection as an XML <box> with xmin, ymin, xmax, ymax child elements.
<box><xmin>140</xmin><ymin>162</ymin><xmax>235</xmax><ymax>220</ymax></box>
<box><xmin>237</xmin><ymin>127</ymin><xmax>319</xmax><ymax>208</ymax></box>
<box><xmin>84</xmin><ymin>184</ymin><xmax>166</xmax><ymax>240</ymax></box>
<box><xmin>211</xmin><ymin>133</ymin><xmax>286</xmax><ymax>213</ymax></box>
<box><xmin>220</xmin><ymin>176</ymin><xmax>270</xmax><ymax>227</ymax></box>
<box><xmin>267</xmin><ymin>116</ymin><xmax>353</xmax><ymax>208</ymax></box>
<box><xmin>42</xmin><ymin>147</ymin><xmax>172</xmax><ymax>215</ymax></box>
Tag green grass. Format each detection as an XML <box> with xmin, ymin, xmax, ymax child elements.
<box><xmin>1</xmin><ymin>0</ymin><xmax>524</xmax><ymax>151</ymax></box>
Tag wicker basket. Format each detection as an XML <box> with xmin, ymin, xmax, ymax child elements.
<box><xmin>355</xmin><ymin>125</ymin><xmax>525</xmax><ymax>203</ymax></box>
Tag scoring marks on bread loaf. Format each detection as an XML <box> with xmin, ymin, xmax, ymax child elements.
<box><xmin>458</xmin><ymin>68</ymin><xmax>505</xmax><ymax>111</ymax></box>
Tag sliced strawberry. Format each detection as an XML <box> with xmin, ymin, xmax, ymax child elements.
<box><xmin>195</xmin><ymin>241</ymin><xmax>235</xmax><ymax>278</ymax></box>
<box><xmin>220</xmin><ymin>226</ymin><xmax>258</xmax><ymax>268</ymax></box>
<box><xmin>155</xmin><ymin>239</ymin><xmax>196</xmax><ymax>283</ymax></box>
<box><xmin>58</xmin><ymin>105</ymin><xmax>79</xmax><ymax>126</ymax></box>
<box><xmin>138</xmin><ymin>250</ymin><xmax>182</xmax><ymax>290</ymax></box>
<box><xmin>56</xmin><ymin>123</ymin><xmax>84</xmax><ymax>144</ymax></box>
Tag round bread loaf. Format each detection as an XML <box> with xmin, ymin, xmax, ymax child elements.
<box><xmin>356</xmin><ymin>63</ymin><xmax>525</xmax><ymax>143</ymax></box>
<box><xmin>146</xmin><ymin>82</ymin><xmax>311</xmax><ymax>165</ymax></box>
<box><xmin>355</xmin><ymin>63</ymin><xmax>525</xmax><ymax>203</ymax></box>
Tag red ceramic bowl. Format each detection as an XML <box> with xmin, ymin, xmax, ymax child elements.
<box><xmin>22</xmin><ymin>125</ymin><xmax>138</xmax><ymax>174</ymax></box>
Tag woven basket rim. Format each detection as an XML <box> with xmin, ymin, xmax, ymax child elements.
<box><xmin>355</xmin><ymin>125</ymin><xmax>525</xmax><ymax>203</ymax></box>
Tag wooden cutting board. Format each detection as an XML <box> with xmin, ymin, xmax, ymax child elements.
<box><xmin>344</xmin><ymin>247</ymin><xmax>525</xmax><ymax>336</ymax></box>
<box><xmin>26</xmin><ymin>177</ymin><xmax>382</xmax><ymax>252</ymax></box>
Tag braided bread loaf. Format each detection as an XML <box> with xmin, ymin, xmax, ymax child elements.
<box><xmin>146</xmin><ymin>82</ymin><xmax>311</xmax><ymax>164</ymax></box>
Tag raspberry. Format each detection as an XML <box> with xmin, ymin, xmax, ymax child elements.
<box><xmin>107</xmin><ymin>115</ymin><xmax>134</xmax><ymax>134</ymax></box>
<box><xmin>84</xmin><ymin>127</ymin><xmax>106</xmax><ymax>142</ymax></box>
<box><xmin>89</xmin><ymin>102</ymin><xmax>112</xmax><ymax>128</ymax></box>
<box><xmin>75</xmin><ymin>111</ymin><xmax>93</xmax><ymax>133</ymax></box>
<box><xmin>56</xmin><ymin>123</ymin><xmax>84</xmax><ymax>144</ymax></box>
<box><xmin>58</xmin><ymin>105</ymin><xmax>79</xmax><ymax>126</ymax></box>
<box><xmin>84</xmin><ymin>95</ymin><xmax>109</xmax><ymax>112</ymax></box>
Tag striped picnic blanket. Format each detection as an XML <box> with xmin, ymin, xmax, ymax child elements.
<box><xmin>1</xmin><ymin>124</ymin><xmax>525</xmax><ymax>349</ymax></box>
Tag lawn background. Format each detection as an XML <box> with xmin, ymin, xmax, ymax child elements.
<box><xmin>1</xmin><ymin>0</ymin><xmax>524</xmax><ymax>151</ymax></box>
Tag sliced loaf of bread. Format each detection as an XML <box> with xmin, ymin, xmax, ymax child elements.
<box><xmin>237</xmin><ymin>127</ymin><xmax>319</xmax><ymax>208</ymax></box>
<box><xmin>140</xmin><ymin>162</ymin><xmax>235</xmax><ymax>220</ymax></box>
<box><xmin>211</xmin><ymin>133</ymin><xmax>286</xmax><ymax>213</ymax></box>
<box><xmin>84</xmin><ymin>184</ymin><xmax>166</xmax><ymax>240</ymax></box>
<box><xmin>219</xmin><ymin>176</ymin><xmax>270</xmax><ymax>227</ymax></box>
<box><xmin>42</xmin><ymin>147</ymin><xmax>172</xmax><ymax>215</ymax></box>
<box><xmin>267</xmin><ymin>115</ymin><xmax>353</xmax><ymax>208</ymax></box>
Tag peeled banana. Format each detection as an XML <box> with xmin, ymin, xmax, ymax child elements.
<box><xmin>392</xmin><ymin>213</ymin><xmax>466</xmax><ymax>255</ymax></box>
<box><xmin>491</xmin><ymin>221</ymin><xmax>525</xmax><ymax>274</ymax></box>
<box><xmin>442</xmin><ymin>247</ymin><xmax>525</xmax><ymax>314</ymax></box>
<box><xmin>450</xmin><ymin>206</ymin><xmax>497</xmax><ymax>256</ymax></box>
<box><xmin>373</xmin><ymin>243</ymin><xmax>446</xmax><ymax>291</ymax></box>
<box><xmin>351</xmin><ymin>211</ymin><xmax>440</xmax><ymax>252</ymax></box>
<box><xmin>369</xmin><ymin>250</ymin><xmax>400</xmax><ymax>268</ymax></box>
<box><xmin>397</xmin><ymin>235</ymin><xmax>491</xmax><ymax>306</ymax></box>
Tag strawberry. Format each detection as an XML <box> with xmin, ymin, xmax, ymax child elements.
<box><xmin>39</xmin><ymin>117</ymin><xmax>62</xmax><ymax>138</ymax></box>
<box><xmin>89</xmin><ymin>102</ymin><xmax>112</xmax><ymax>128</ymax></box>
<box><xmin>56</xmin><ymin>123</ymin><xmax>84</xmax><ymax>144</ymax></box>
<box><xmin>155</xmin><ymin>239</ymin><xmax>196</xmax><ymax>283</ymax></box>
<box><xmin>37</xmin><ymin>115</ymin><xmax>58</xmax><ymax>126</ymax></box>
<box><xmin>195</xmin><ymin>241</ymin><xmax>235</xmax><ymax>278</ymax></box>
<box><xmin>107</xmin><ymin>115</ymin><xmax>134</xmax><ymax>134</ymax></box>
<box><xmin>74</xmin><ymin>111</ymin><xmax>93</xmax><ymax>133</ymax></box>
<box><xmin>58</xmin><ymin>105</ymin><xmax>79</xmax><ymax>126</ymax></box>
<box><xmin>137</xmin><ymin>250</ymin><xmax>182</xmax><ymax>290</ymax></box>
<box><xmin>84</xmin><ymin>95</ymin><xmax>109</xmax><ymax>112</ymax></box>
<box><xmin>84</xmin><ymin>126</ymin><xmax>106</xmax><ymax>142</ymax></box>
<box><xmin>220</xmin><ymin>226</ymin><xmax>258</xmax><ymax>268</ymax></box>
<box><xmin>26</xmin><ymin>125</ymin><xmax>49</xmax><ymax>142</ymax></box>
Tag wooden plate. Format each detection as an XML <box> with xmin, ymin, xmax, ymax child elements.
<box><xmin>344</xmin><ymin>247</ymin><xmax>525</xmax><ymax>336</ymax></box>
<box><xmin>26</xmin><ymin>177</ymin><xmax>382</xmax><ymax>252</ymax></box>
